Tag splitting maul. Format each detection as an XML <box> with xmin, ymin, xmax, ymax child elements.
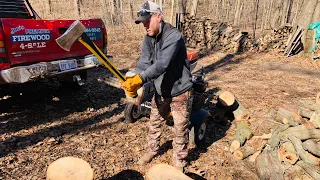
<box><xmin>55</xmin><ymin>20</ymin><xmax>148</xmax><ymax>105</ymax></box>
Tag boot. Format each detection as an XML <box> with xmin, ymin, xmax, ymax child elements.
<box><xmin>137</xmin><ymin>152</ymin><xmax>157</xmax><ymax>165</ymax></box>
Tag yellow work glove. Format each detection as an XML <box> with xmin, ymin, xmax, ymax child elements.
<box><xmin>121</xmin><ymin>74</ymin><xmax>143</xmax><ymax>93</ymax></box>
<box><xmin>124</xmin><ymin>90</ymin><xmax>138</xmax><ymax>98</ymax></box>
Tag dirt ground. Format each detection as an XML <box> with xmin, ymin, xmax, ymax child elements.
<box><xmin>1</xmin><ymin>50</ymin><xmax>320</xmax><ymax>180</ymax></box>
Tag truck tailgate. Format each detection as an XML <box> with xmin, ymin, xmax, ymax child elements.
<box><xmin>1</xmin><ymin>18</ymin><xmax>104</xmax><ymax>65</ymax></box>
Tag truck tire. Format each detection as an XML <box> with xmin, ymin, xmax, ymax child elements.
<box><xmin>124</xmin><ymin>104</ymin><xmax>141</xmax><ymax>123</ymax></box>
<box><xmin>190</xmin><ymin>117</ymin><xmax>208</xmax><ymax>147</ymax></box>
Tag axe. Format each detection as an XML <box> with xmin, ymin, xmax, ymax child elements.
<box><xmin>55</xmin><ymin>20</ymin><xmax>126</xmax><ymax>83</ymax></box>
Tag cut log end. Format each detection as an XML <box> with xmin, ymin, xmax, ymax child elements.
<box><xmin>316</xmin><ymin>92</ymin><xmax>320</xmax><ymax>105</ymax></box>
<box><xmin>218</xmin><ymin>91</ymin><xmax>235</xmax><ymax>107</ymax></box>
<box><xmin>230</xmin><ymin>140</ymin><xmax>241</xmax><ymax>153</ymax></box>
<box><xmin>234</xmin><ymin>150</ymin><xmax>244</xmax><ymax>160</ymax></box>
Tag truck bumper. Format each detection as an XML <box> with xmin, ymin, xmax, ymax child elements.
<box><xmin>0</xmin><ymin>54</ymin><xmax>111</xmax><ymax>84</ymax></box>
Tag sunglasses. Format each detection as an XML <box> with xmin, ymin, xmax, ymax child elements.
<box><xmin>137</xmin><ymin>9</ymin><xmax>155</xmax><ymax>17</ymax></box>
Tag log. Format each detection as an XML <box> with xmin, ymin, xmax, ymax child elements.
<box><xmin>297</xmin><ymin>161</ymin><xmax>320</xmax><ymax>180</ymax></box>
<box><xmin>252</xmin><ymin>133</ymin><xmax>272</xmax><ymax>140</ymax></box>
<box><xmin>310</xmin><ymin>112</ymin><xmax>320</xmax><ymax>128</ymax></box>
<box><xmin>277</xmin><ymin>142</ymin><xmax>299</xmax><ymax>164</ymax></box>
<box><xmin>275</xmin><ymin>107</ymin><xmax>301</xmax><ymax>126</ymax></box>
<box><xmin>145</xmin><ymin>164</ymin><xmax>192</xmax><ymax>180</ymax></box>
<box><xmin>299</xmin><ymin>99</ymin><xmax>320</xmax><ymax>111</ymax></box>
<box><xmin>230</xmin><ymin>140</ymin><xmax>241</xmax><ymax>153</ymax></box>
<box><xmin>285</xmin><ymin>164</ymin><xmax>313</xmax><ymax>180</ymax></box>
<box><xmin>268</xmin><ymin>124</ymin><xmax>290</xmax><ymax>149</ymax></box>
<box><xmin>235</xmin><ymin>121</ymin><xmax>253</xmax><ymax>146</ymax></box>
<box><xmin>316</xmin><ymin>92</ymin><xmax>320</xmax><ymax>105</ymax></box>
<box><xmin>288</xmin><ymin>135</ymin><xmax>319</xmax><ymax>165</ymax></box>
<box><xmin>255</xmin><ymin>148</ymin><xmax>284</xmax><ymax>180</ymax></box>
<box><xmin>302</xmin><ymin>139</ymin><xmax>320</xmax><ymax>157</ymax></box>
<box><xmin>275</xmin><ymin>104</ymin><xmax>315</xmax><ymax>125</ymax></box>
<box><xmin>218</xmin><ymin>91</ymin><xmax>235</xmax><ymax>107</ymax></box>
<box><xmin>234</xmin><ymin>139</ymin><xmax>267</xmax><ymax>160</ymax></box>
<box><xmin>248</xmin><ymin>150</ymin><xmax>261</xmax><ymax>162</ymax></box>
<box><xmin>279</xmin><ymin>125</ymin><xmax>320</xmax><ymax>141</ymax></box>
<box><xmin>233</xmin><ymin>101</ymin><xmax>249</xmax><ymax>121</ymax></box>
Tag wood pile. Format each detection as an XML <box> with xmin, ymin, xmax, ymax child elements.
<box><xmin>258</xmin><ymin>25</ymin><xmax>294</xmax><ymax>53</ymax></box>
<box><xmin>229</xmin><ymin>93</ymin><xmax>320</xmax><ymax>180</ymax></box>
<box><xmin>180</xmin><ymin>17</ymin><xmax>298</xmax><ymax>55</ymax></box>
<box><xmin>180</xmin><ymin>16</ymin><xmax>228</xmax><ymax>51</ymax></box>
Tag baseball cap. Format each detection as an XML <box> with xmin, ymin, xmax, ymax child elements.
<box><xmin>135</xmin><ymin>1</ymin><xmax>162</xmax><ymax>24</ymax></box>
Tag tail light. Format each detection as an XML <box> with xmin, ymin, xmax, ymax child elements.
<box><xmin>0</xmin><ymin>31</ymin><xmax>5</xmax><ymax>56</ymax></box>
<box><xmin>0</xmin><ymin>25</ymin><xmax>10</xmax><ymax>70</ymax></box>
<box><xmin>100</xmin><ymin>20</ymin><xmax>108</xmax><ymax>54</ymax></box>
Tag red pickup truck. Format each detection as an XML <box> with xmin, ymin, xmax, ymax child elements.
<box><xmin>0</xmin><ymin>0</ymin><xmax>109</xmax><ymax>86</ymax></box>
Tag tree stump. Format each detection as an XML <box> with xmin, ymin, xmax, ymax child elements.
<box><xmin>46</xmin><ymin>156</ymin><xmax>94</xmax><ymax>180</ymax></box>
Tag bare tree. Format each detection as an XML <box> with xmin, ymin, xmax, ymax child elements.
<box><xmin>170</xmin><ymin>0</ymin><xmax>175</xmax><ymax>24</ymax></box>
<box><xmin>253</xmin><ymin>0</ymin><xmax>259</xmax><ymax>39</ymax></box>
<box><xmin>74</xmin><ymin>0</ymin><xmax>82</xmax><ymax>17</ymax></box>
<box><xmin>48</xmin><ymin>0</ymin><xmax>52</xmax><ymax>13</ymax></box>
<box><xmin>129</xmin><ymin>0</ymin><xmax>135</xmax><ymax>20</ymax></box>
<box><xmin>190</xmin><ymin>0</ymin><xmax>198</xmax><ymax>17</ymax></box>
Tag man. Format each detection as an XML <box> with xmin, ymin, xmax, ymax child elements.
<box><xmin>121</xmin><ymin>1</ymin><xmax>193</xmax><ymax>170</ymax></box>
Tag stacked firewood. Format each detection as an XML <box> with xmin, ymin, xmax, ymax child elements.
<box><xmin>181</xmin><ymin>16</ymin><xmax>228</xmax><ymax>51</ymax></box>
<box><xmin>258</xmin><ymin>25</ymin><xmax>294</xmax><ymax>52</ymax></box>
<box><xmin>229</xmin><ymin>93</ymin><xmax>320</xmax><ymax>180</ymax></box>
<box><xmin>181</xmin><ymin>17</ymin><xmax>296</xmax><ymax>54</ymax></box>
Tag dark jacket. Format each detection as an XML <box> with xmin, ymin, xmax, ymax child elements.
<box><xmin>136</xmin><ymin>22</ymin><xmax>193</xmax><ymax>98</ymax></box>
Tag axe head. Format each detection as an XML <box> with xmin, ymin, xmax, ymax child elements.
<box><xmin>56</xmin><ymin>20</ymin><xmax>86</xmax><ymax>51</ymax></box>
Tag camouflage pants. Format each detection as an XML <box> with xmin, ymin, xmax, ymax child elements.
<box><xmin>146</xmin><ymin>90</ymin><xmax>193</xmax><ymax>167</ymax></box>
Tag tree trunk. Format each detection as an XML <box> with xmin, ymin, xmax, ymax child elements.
<box><xmin>190</xmin><ymin>0</ymin><xmax>198</xmax><ymax>17</ymax></box>
<box><xmin>129</xmin><ymin>0</ymin><xmax>135</xmax><ymax>20</ymax></box>
<box><xmin>296</xmin><ymin>0</ymin><xmax>318</xmax><ymax>53</ymax></box>
<box><xmin>233</xmin><ymin>0</ymin><xmax>241</xmax><ymax>26</ymax></box>
<box><xmin>74</xmin><ymin>0</ymin><xmax>81</xmax><ymax>17</ymax></box>
<box><xmin>170</xmin><ymin>0</ymin><xmax>175</xmax><ymax>24</ymax></box>
<box><xmin>100</xmin><ymin>0</ymin><xmax>108</xmax><ymax>24</ymax></box>
<box><xmin>253</xmin><ymin>0</ymin><xmax>259</xmax><ymax>39</ymax></box>
<box><xmin>159</xmin><ymin>0</ymin><xmax>163</xmax><ymax>11</ymax></box>
<box><xmin>48</xmin><ymin>0</ymin><xmax>52</xmax><ymax>13</ymax></box>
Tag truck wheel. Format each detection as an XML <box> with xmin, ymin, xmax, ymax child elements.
<box><xmin>124</xmin><ymin>104</ymin><xmax>141</xmax><ymax>123</ymax></box>
<box><xmin>190</xmin><ymin>117</ymin><xmax>208</xmax><ymax>147</ymax></box>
